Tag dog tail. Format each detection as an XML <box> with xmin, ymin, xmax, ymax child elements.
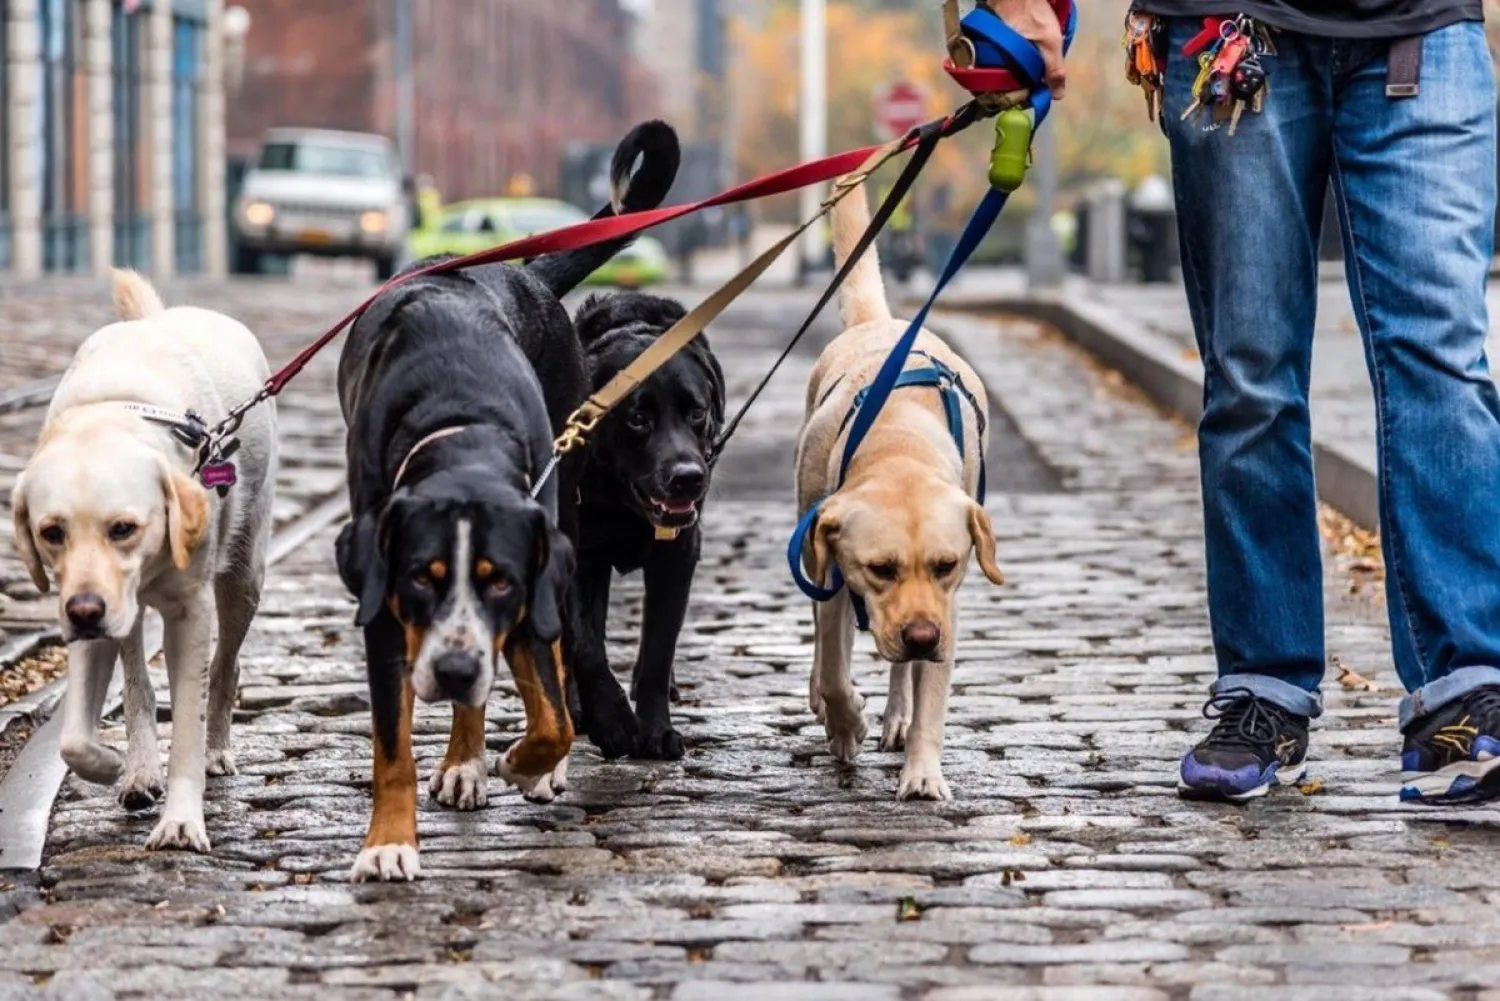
<box><xmin>526</xmin><ymin>120</ymin><xmax>680</xmax><ymax>298</ymax></box>
<box><xmin>830</xmin><ymin>180</ymin><xmax>892</xmax><ymax>328</ymax></box>
<box><xmin>111</xmin><ymin>269</ymin><xmax>166</xmax><ymax>321</ymax></box>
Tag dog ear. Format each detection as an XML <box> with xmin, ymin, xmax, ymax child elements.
<box><xmin>967</xmin><ymin>502</ymin><xmax>1006</xmax><ymax>586</ymax></box>
<box><xmin>524</xmin><ymin>510</ymin><xmax>573</xmax><ymax>644</ymax></box>
<box><xmin>10</xmin><ymin>476</ymin><xmax>49</xmax><ymax>593</ymax></box>
<box><xmin>809</xmin><ymin>500</ymin><xmax>843</xmax><ymax>587</ymax></box>
<box><xmin>337</xmin><ymin>493</ymin><xmax>409</xmax><ymax>627</ymax></box>
<box><xmin>161</xmin><ymin>465</ymin><xmax>209</xmax><ymax>571</ymax></box>
<box><xmin>690</xmin><ymin>339</ymin><xmax>727</xmax><ymax>429</ymax></box>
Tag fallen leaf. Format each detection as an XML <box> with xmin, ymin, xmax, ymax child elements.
<box><xmin>1008</xmin><ymin>833</ymin><xmax>1032</xmax><ymax>847</ymax></box>
<box><xmin>897</xmin><ymin>896</ymin><xmax>921</xmax><ymax>922</ymax></box>
<box><xmin>1335</xmin><ymin>659</ymin><xmax>1378</xmax><ymax>692</ymax></box>
<box><xmin>1297</xmin><ymin>779</ymin><xmax>1324</xmax><ymax>796</ymax></box>
<box><xmin>1339</xmin><ymin>920</ymin><xmax>1395</xmax><ymax>933</ymax></box>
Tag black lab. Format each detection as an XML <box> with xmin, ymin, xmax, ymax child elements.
<box><xmin>333</xmin><ymin>122</ymin><xmax>679</xmax><ymax>883</ymax></box>
<box><xmin>571</xmin><ymin>291</ymin><xmax>726</xmax><ymax>759</ymax></box>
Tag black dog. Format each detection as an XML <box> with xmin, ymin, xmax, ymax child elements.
<box><xmin>334</xmin><ymin>122</ymin><xmax>679</xmax><ymax>882</ymax></box>
<box><xmin>570</xmin><ymin>292</ymin><xmax>726</xmax><ymax>759</ymax></box>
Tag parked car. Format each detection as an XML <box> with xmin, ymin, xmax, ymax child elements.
<box><xmin>233</xmin><ymin>128</ymin><xmax>410</xmax><ymax>279</ymax></box>
<box><xmin>408</xmin><ymin>197</ymin><xmax>669</xmax><ymax>288</ymax></box>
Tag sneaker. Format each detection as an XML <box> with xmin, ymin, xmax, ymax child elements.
<box><xmin>1178</xmin><ymin>687</ymin><xmax>1310</xmax><ymax>802</ymax></box>
<box><xmin>1399</xmin><ymin>685</ymin><xmax>1500</xmax><ymax>805</ymax></box>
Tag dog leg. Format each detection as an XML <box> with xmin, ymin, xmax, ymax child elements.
<box><xmin>118</xmin><ymin>614</ymin><xmax>164</xmax><ymax>810</ymax></box>
<box><xmin>429</xmin><ymin>703</ymin><xmax>489</xmax><ymax>810</ymax></box>
<box><xmin>815</xmin><ymin>590</ymin><xmax>866</xmax><ymax>763</ymax></box>
<box><xmin>205</xmin><ymin>565</ymin><xmax>261</xmax><ymax>778</ymax></box>
<box><xmin>898</xmin><ymin>657</ymin><xmax>953</xmax><ymax>802</ymax></box>
<box><xmin>571</xmin><ymin>555</ymin><xmax>638</xmax><ymax>758</ymax></box>
<box><xmin>630</xmin><ymin>541</ymin><xmax>695</xmax><ymax>760</ymax></box>
<box><xmin>880</xmin><ymin>661</ymin><xmax>913</xmax><ymax>752</ymax></box>
<box><xmin>496</xmin><ymin>636</ymin><xmax>574</xmax><ymax>804</ymax></box>
<box><xmin>59</xmin><ymin>639</ymin><xmax>123</xmax><ymax>785</ymax></box>
<box><xmin>352</xmin><ymin>613</ymin><xmax>420</xmax><ymax>882</ymax></box>
<box><xmin>146</xmin><ymin>590</ymin><xmax>214</xmax><ymax>852</ymax></box>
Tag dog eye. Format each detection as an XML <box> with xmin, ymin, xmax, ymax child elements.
<box><xmin>933</xmin><ymin>559</ymin><xmax>959</xmax><ymax>577</ymax></box>
<box><xmin>411</xmin><ymin>569</ymin><xmax>433</xmax><ymax>589</ymax></box>
<box><xmin>625</xmin><ymin>412</ymin><xmax>650</xmax><ymax>433</ymax></box>
<box><xmin>689</xmin><ymin>407</ymin><xmax>709</xmax><ymax>427</ymax></box>
<box><xmin>109</xmin><ymin>521</ymin><xmax>139</xmax><ymax>542</ymax></box>
<box><xmin>489</xmin><ymin>579</ymin><xmax>512</xmax><ymax>597</ymax></box>
<box><xmin>39</xmin><ymin>525</ymin><xmax>65</xmax><ymax>546</ymax></box>
<box><xmin>868</xmin><ymin>561</ymin><xmax>899</xmax><ymax>582</ymax></box>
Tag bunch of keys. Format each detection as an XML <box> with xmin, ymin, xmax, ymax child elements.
<box><xmin>1179</xmin><ymin>16</ymin><xmax>1271</xmax><ymax>136</ymax></box>
<box><xmin>1122</xmin><ymin>11</ymin><xmax>1163</xmax><ymax>122</ymax></box>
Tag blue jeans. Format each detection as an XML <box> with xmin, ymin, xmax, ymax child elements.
<box><xmin>1162</xmin><ymin>21</ymin><xmax>1500</xmax><ymax>730</ymax></box>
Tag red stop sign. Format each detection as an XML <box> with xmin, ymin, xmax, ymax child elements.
<box><xmin>873</xmin><ymin>80</ymin><xmax>927</xmax><ymax>141</ymax></box>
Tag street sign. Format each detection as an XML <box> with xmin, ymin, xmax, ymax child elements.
<box><xmin>873</xmin><ymin>80</ymin><xmax>927</xmax><ymax>141</ymax></box>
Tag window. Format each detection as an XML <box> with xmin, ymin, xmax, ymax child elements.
<box><xmin>172</xmin><ymin>11</ymin><xmax>202</xmax><ymax>273</ymax></box>
<box><xmin>39</xmin><ymin>0</ymin><xmax>88</xmax><ymax>272</ymax></box>
<box><xmin>0</xmin><ymin>1</ymin><xmax>11</xmax><ymax>270</ymax></box>
<box><xmin>112</xmin><ymin>1</ymin><xmax>148</xmax><ymax>268</ymax></box>
<box><xmin>257</xmin><ymin>142</ymin><xmax>396</xmax><ymax>179</ymax></box>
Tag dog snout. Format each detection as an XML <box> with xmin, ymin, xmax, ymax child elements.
<box><xmin>900</xmin><ymin>619</ymin><xmax>942</xmax><ymax>661</ymax></box>
<box><xmin>65</xmin><ymin>593</ymin><xmax>107</xmax><ymax>637</ymax></box>
<box><xmin>665</xmin><ymin>462</ymin><xmax>706</xmax><ymax>500</ymax></box>
<box><xmin>433</xmin><ymin>650</ymin><xmax>482</xmax><ymax>699</ymax></box>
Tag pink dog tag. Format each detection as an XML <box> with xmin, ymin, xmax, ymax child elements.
<box><xmin>200</xmin><ymin>462</ymin><xmax>238</xmax><ymax>492</ymax></box>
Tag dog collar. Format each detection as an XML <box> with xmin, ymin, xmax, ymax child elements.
<box><xmin>392</xmin><ymin>426</ymin><xmax>471</xmax><ymax>489</ymax></box>
<box><xmin>121</xmin><ymin>403</ymin><xmax>240</xmax><ymax>495</ymax></box>
<box><xmin>655</xmin><ymin>525</ymin><xmax>680</xmax><ymax>542</ymax></box>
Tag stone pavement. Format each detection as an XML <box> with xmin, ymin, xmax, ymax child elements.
<box><xmin>0</xmin><ymin>278</ymin><xmax>1499</xmax><ymax>1000</ymax></box>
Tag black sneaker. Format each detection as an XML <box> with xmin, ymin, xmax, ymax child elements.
<box><xmin>1400</xmin><ymin>685</ymin><xmax>1500</xmax><ymax>805</ymax></box>
<box><xmin>1178</xmin><ymin>687</ymin><xmax>1310</xmax><ymax>802</ymax></box>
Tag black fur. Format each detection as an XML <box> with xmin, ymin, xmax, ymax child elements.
<box><xmin>335</xmin><ymin>121</ymin><xmax>680</xmax><ymax>764</ymax></box>
<box><xmin>571</xmin><ymin>290</ymin><xmax>726</xmax><ymax>760</ymax></box>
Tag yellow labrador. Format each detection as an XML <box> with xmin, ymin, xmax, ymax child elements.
<box><xmin>11</xmin><ymin>271</ymin><xmax>277</xmax><ymax>852</ymax></box>
<box><xmin>794</xmin><ymin>184</ymin><xmax>1004</xmax><ymax>801</ymax></box>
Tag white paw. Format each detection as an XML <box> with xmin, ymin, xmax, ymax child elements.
<box><xmin>897</xmin><ymin>760</ymin><xmax>953</xmax><ymax>801</ymax></box>
<box><xmin>117</xmin><ymin>766</ymin><xmax>165</xmax><ymax>811</ymax></box>
<box><xmin>880</xmin><ymin>714</ymin><xmax>909</xmax><ymax>752</ymax></box>
<box><xmin>60</xmin><ymin>739</ymin><xmax>124</xmax><ymax>786</ymax></box>
<box><xmin>349</xmin><ymin>843</ymin><xmax>421</xmax><ymax>883</ymax></box>
<box><xmin>824</xmin><ymin>695</ymin><xmax>868</xmax><ymax>763</ymax></box>
<box><xmin>549</xmin><ymin>755</ymin><xmax>569</xmax><ymax>795</ymax></box>
<box><xmin>205</xmin><ymin>748</ymin><xmax>238</xmax><ymax>777</ymax></box>
<box><xmin>809</xmin><ymin>684</ymin><xmax>826</xmax><ymax>723</ymax></box>
<box><xmin>496</xmin><ymin>744</ymin><xmax>562</xmax><ymax>804</ymax></box>
<box><xmin>145</xmin><ymin>808</ymin><xmax>211</xmax><ymax>853</ymax></box>
<box><xmin>429</xmin><ymin>756</ymin><xmax>489</xmax><ymax>811</ymax></box>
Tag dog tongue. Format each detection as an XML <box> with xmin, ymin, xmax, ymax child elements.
<box><xmin>657</xmin><ymin>498</ymin><xmax>696</xmax><ymax>515</ymax></box>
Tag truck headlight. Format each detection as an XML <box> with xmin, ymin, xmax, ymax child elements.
<box><xmin>360</xmin><ymin>210</ymin><xmax>389</xmax><ymax>235</ymax></box>
<box><xmin>242</xmin><ymin>201</ymin><xmax>275</xmax><ymax>226</ymax></box>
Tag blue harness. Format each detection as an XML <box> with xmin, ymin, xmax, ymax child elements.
<box><xmin>786</xmin><ymin>4</ymin><xmax>1074</xmax><ymax>631</ymax></box>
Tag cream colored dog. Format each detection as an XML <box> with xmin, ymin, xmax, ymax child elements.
<box><xmin>11</xmin><ymin>271</ymin><xmax>277</xmax><ymax>852</ymax></box>
<box><xmin>795</xmin><ymin>184</ymin><xmax>1005</xmax><ymax>801</ymax></box>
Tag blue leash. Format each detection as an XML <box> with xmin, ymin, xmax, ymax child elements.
<box><xmin>787</xmin><ymin>4</ymin><xmax>1075</xmax><ymax>630</ymax></box>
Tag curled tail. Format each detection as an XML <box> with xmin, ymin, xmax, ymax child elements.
<box><xmin>527</xmin><ymin>120</ymin><xmax>681</xmax><ymax>298</ymax></box>
<box><xmin>830</xmin><ymin>180</ymin><xmax>892</xmax><ymax>328</ymax></box>
<box><xmin>111</xmin><ymin>269</ymin><xmax>166</xmax><ymax>321</ymax></box>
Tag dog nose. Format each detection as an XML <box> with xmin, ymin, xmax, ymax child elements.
<box><xmin>665</xmin><ymin>462</ymin><xmax>706</xmax><ymax>500</ymax></box>
<box><xmin>65</xmin><ymin>593</ymin><xmax>107</xmax><ymax>633</ymax></box>
<box><xmin>901</xmin><ymin>620</ymin><xmax>942</xmax><ymax>659</ymax></box>
<box><xmin>434</xmin><ymin>651</ymin><xmax>482</xmax><ymax>697</ymax></box>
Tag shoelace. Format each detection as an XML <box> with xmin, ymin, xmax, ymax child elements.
<box><xmin>1459</xmin><ymin>686</ymin><xmax>1500</xmax><ymax>729</ymax></box>
<box><xmin>1200</xmin><ymin>687</ymin><xmax>1295</xmax><ymax>753</ymax></box>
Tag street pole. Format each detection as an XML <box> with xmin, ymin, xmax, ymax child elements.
<box><xmin>394</xmin><ymin>0</ymin><xmax>415</xmax><ymax>178</ymax></box>
<box><xmin>1024</xmin><ymin>114</ymin><xmax>1064</xmax><ymax>289</ymax></box>
<box><xmin>798</xmin><ymin>0</ymin><xmax>826</xmax><ymax>283</ymax></box>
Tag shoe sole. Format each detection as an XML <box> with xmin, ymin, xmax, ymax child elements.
<box><xmin>1177</xmin><ymin>760</ymin><xmax>1307</xmax><ymax>804</ymax></box>
<box><xmin>1400</xmin><ymin>755</ymin><xmax>1500</xmax><ymax>805</ymax></box>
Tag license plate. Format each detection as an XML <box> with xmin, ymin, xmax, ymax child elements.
<box><xmin>299</xmin><ymin>228</ymin><xmax>334</xmax><ymax>245</ymax></box>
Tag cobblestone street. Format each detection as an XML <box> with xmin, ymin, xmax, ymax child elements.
<box><xmin>1</xmin><ymin>277</ymin><xmax>1499</xmax><ymax>1000</ymax></box>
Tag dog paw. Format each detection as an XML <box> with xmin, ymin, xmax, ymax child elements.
<box><xmin>548</xmin><ymin>756</ymin><xmax>569</xmax><ymax>796</ymax></box>
<box><xmin>635</xmin><ymin>716</ymin><xmax>685</xmax><ymax>761</ymax></box>
<box><xmin>349</xmin><ymin>843</ymin><xmax>421</xmax><ymax>883</ymax></box>
<box><xmin>879</xmin><ymin>714</ymin><xmax>909</xmax><ymax>752</ymax></box>
<box><xmin>897</xmin><ymin>761</ymin><xmax>953</xmax><ymax>802</ymax></box>
<box><xmin>145</xmin><ymin>809</ymin><xmax>211</xmax><ymax>853</ymax></box>
<box><xmin>205</xmin><ymin>749</ymin><xmax>238</xmax><ymax>777</ymax></box>
<box><xmin>824</xmin><ymin>698</ymin><xmax>869</xmax><ymax>764</ymax></box>
<box><xmin>429</xmin><ymin>756</ymin><xmax>489</xmax><ymax>811</ymax></box>
<box><xmin>117</xmin><ymin>768</ymin><xmax>165</xmax><ymax>812</ymax></box>
<box><xmin>579</xmin><ymin>686</ymin><xmax>640</xmax><ymax>760</ymax></box>
<box><xmin>60</xmin><ymin>739</ymin><xmax>124</xmax><ymax>786</ymax></box>
<box><xmin>496</xmin><ymin>743</ymin><xmax>564</xmax><ymax>804</ymax></box>
<box><xmin>809</xmin><ymin>686</ymin><xmax>826</xmax><ymax>724</ymax></box>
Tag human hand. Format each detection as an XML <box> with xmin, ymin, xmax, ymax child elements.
<box><xmin>986</xmin><ymin>0</ymin><xmax>1067</xmax><ymax>99</ymax></box>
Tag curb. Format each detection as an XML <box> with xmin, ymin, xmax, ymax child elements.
<box><xmin>950</xmin><ymin>291</ymin><xmax>1380</xmax><ymax>531</ymax></box>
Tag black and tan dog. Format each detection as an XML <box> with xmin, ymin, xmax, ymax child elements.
<box><xmin>334</xmin><ymin>123</ymin><xmax>679</xmax><ymax>882</ymax></box>
<box><xmin>569</xmin><ymin>292</ymin><xmax>725</xmax><ymax>759</ymax></box>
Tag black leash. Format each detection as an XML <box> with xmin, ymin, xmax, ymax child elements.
<box><xmin>707</xmin><ymin>111</ymin><xmax>959</xmax><ymax>467</ymax></box>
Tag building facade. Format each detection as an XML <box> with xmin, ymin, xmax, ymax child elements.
<box><xmin>2</xmin><ymin>0</ymin><xmax>227</xmax><ymax>278</ymax></box>
<box><xmin>228</xmin><ymin>0</ymin><xmax>653</xmax><ymax>204</ymax></box>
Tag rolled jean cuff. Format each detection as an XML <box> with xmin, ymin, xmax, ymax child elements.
<box><xmin>1399</xmin><ymin>665</ymin><xmax>1500</xmax><ymax>730</ymax></box>
<box><xmin>1212</xmin><ymin>673</ymin><xmax>1323</xmax><ymax>719</ymax></box>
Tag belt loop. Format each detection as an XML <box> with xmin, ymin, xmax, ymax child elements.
<box><xmin>1386</xmin><ymin>35</ymin><xmax>1423</xmax><ymax>98</ymax></box>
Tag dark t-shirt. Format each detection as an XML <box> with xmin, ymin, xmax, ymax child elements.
<box><xmin>1135</xmin><ymin>1</ymin><xmax>1482</xmax><ymax>38</ymax></box>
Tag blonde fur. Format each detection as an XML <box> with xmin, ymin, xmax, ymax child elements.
<box><xmin>830</xmin><ymin>182</ymin><xmax>893</xmax><ymax>329</ymax></box>
<box><xmin>111</xmin><ymin>269</ymin><xmax>165</xmax><ymax>322</ymax></box>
